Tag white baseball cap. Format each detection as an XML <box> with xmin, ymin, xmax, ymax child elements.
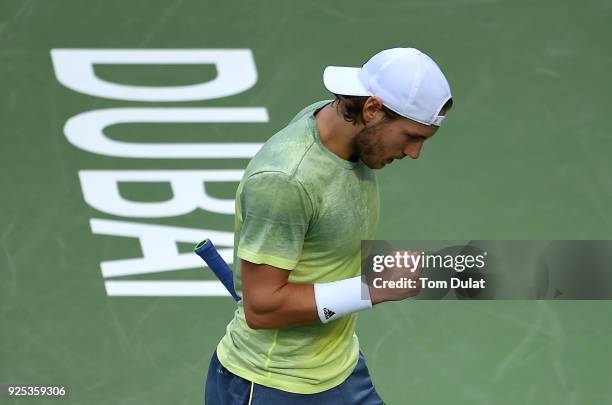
<box><xmin>323</xmin><ymin>48</ymin><xmax>452</xmax><ymax>126</ymax></box>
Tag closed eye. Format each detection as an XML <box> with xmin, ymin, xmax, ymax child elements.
<box><xmin>406</xmin><ymin>133</ymin><xmax>427</xmax><ymax>141</ymax></box>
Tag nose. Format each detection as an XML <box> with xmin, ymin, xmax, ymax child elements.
<box><xmin>404</xmin><ymin>141</ymin><xmax>424</xmax><ymax>160</ymax></box>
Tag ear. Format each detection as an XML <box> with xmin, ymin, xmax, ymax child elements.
<box><xmin>362</xmin><ymin>96</ymin><xmax>385</xmax><ymax>124</ymax></box>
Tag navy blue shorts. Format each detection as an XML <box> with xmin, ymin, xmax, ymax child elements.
<box><xmin>204</xmin><ymin>351</ymin><xmax>384</xmax><ymax>404</ymax></box>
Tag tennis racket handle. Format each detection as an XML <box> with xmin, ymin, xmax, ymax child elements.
<box><xmin>194</xmin><ymin>239</ymin><xmax>241</xmax><ymax>301</ymax></box>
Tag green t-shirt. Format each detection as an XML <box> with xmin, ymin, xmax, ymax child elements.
<box><xmin>216</xmin><ymin>100</ymin><xmax>380</xmax><ymax>394</ymax></box>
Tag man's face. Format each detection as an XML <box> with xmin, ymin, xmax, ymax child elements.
<box><xmin>354</xmin><ymin>115</ymin><xmax>440</xmax><ymax>169</ymax></box>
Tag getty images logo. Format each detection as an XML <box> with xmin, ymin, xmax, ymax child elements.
<box><xmin>50</xmin><ymin>49</ymin><xmax>268</xmax><ymax>297</ymax></box>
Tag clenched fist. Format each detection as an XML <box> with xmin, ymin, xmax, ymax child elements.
<box><xmin>367</xmin><ymin>250</ymin><xmax>423</xmax><ymax>305</ymax></box>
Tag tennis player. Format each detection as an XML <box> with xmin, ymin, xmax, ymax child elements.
<box><xmin>205</xmin><ymin>48</ymin><xmax>453</xmax><ymax>404</ymax></box>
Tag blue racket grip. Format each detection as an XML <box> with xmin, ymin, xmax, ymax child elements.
<box><xmin>194</xmin><ymin>239</ymin><xmax>241</xmax><ymax>301</ymax></box>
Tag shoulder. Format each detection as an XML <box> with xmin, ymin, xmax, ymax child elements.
<box><xmin>239</xmin><ymin>171</ymin><xmax>314</xmax><ymax>221</ymax></box>
<box><xmin>245</xmin><ymin>102</ymin><xmax>330</xmax><ymax>179</ymax></box>
<box><xmin>242</xmin><ymin>171</ymin><xmax>310</xmax><ymax>203</ymax></box>
<box><xmin>243</xmin><ymin>170</ymin><xmax>305</xmax><ymax>190</ymax></box>
<box><xmin>288</xmin><ymin>100</ymin><xmax>332</xmax><ymax>125</ymax></box>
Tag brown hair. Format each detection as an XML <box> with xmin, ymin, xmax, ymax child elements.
<box><xmin>332</xmin><ymin>94</ymin><xmax>454</xmax><ymax>125</ymax></box>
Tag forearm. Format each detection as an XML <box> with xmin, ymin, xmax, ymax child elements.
<box><xmin>244</xmin><ymin>282</ymin><xmax>319</xmax><ymax>329</ymax></box>
<box><xmin>242</xmin><ymin>260</ymin><xmax>375</xmax><ymax>329</ymax></box>
<box><xmin>245</xmin><ymin>276</ymin><xmax>376</xmax><ymax>329</ymax></box>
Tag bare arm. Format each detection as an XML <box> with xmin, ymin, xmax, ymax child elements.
<box><xmin>241</xmin><ymin>259</ymin><xmax>319</xmax><ymax>329</ymax></box>
<box><xmin>241</xmin><ymin>251</ymin><xmax>421</xmax><ymax>329</ymax></box>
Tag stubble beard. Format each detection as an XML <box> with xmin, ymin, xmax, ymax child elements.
<box><xmin>354</xmin><ymin>122</ymin><xmax>387</xmax><ymax>169</ymax></box>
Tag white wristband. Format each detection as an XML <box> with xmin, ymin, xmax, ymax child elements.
<box><xmin>313</xmin><ymin>276</ymin><xmax>372</xmax><ymax>323</ymax></box>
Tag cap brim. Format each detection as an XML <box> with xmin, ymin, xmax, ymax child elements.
<box><xmin>323</xmin><ymin>66</ymin><xmax>370</xmax><ymax>96</ymax></box>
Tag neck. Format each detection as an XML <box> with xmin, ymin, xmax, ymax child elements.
<box><xmin>315</xmin><ymin>102</ymin><xmax>364</xmax><ymax>161</ymax></box>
